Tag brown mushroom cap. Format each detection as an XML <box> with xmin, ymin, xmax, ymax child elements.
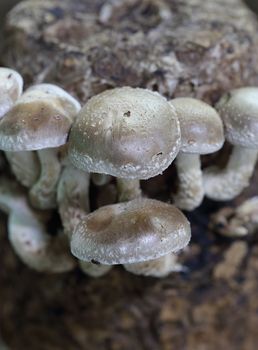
<box><xmin>170</xmin><ymin>97</ymin><xmax>224</xmax><ymax>154</ymax></box>
<box><xmin>0</xmin><ymin>84</ymin><xmax>80</xmax><ymax>151</ymax></box>
<box><xmin>216</xmin><ymin>87</ymin><xmax>258</xmax><ymax>148</ymax></box>
<box><xmin>0</xmin><ymin>67</ymin><xmax>23</xmax><ymax>118</ymax></box>
<box><xmin>68</xmin><ymin>87</ymin><xmax>180</xmax><ymax>179</ymax></box>
<box><xmin>71</xmin><ymin>198</ymin><xmax>191</xmax><ymax>264</ymax></box>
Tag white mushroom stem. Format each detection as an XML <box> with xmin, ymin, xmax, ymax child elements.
<box><xmin>5</xmin><ymin>151</ymin><xmax>40</xmax><ymax>187</ymax></box>
<box><xmin>204</xmin><ymin>146</ymin><xmax>258</xmax><ymax>201</ymax></box>
<box><xmin>29</xmin><ymin>148</ymin><xmax>61</xmax><ymax>209</ymax></box>
<box><xmin>57</xmin><ymin>165</ymin><xmax>90</xmax><ymax>239</ymax></box>
<box><xmin>79</xmin><ymin>261</ymin><xmax>112</xmax><ymax>278</ymax></box>
<box><xmin>173</xmin><ymin>152</ymin><xmax>204</xmax><ymax>211</ymax></box>
<box><xmin>0</xmin><ymin>177</ymin><xmax>75</xmax><ymax>272</ymax></box>
<box><xmin>91</xmin><ymin>173</ymin><xmax>111</xmax><ymax>186</ymax></box>
<box><xmin>8</xmin><ymin>214</ymin><xmax>75</xmax><ymax>272</ymax></box>
<box><xmin>0</xmin><ymin>177</ymin><xmax>26</xmax><ymax>214</ymax></box>
<box><xmin>116</xmin><ymin>178</ymin><xmax>142</xmax><ymax>202</ymax></box>
<box><xmin>124</xmin><ymin>253</ymin><xmax>184</xmax><ymax>278</ymax></box>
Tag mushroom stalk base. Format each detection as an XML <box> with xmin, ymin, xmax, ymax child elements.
<box><xmin>79</xmin><ymin>261</ymin><xmax>112</xmax><ymax>278</ymax></box>
<box><xmin>117</xmin><ymin>178</ymin><xmax>141</xmax><ymax>202</ymax></box>
<box><xmin>173</xmin><ymin>153</ymin><xmax>204</xmax><ymax>211</ymax></box>
<box><xmin>204</xmin><ymin>146</ymin><xmax>258</xmax><ymax>201</ymax></box>
<box><xmin>124</xmin><ymin>253</ymin><xmax>184</xmax><ymax>277</ymax></box>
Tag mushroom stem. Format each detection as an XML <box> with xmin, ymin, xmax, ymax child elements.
<box><xmin>173</xmin><ymin>152</ymin><xmax>204</xmax><ymax>211</ymax></box>
<box><xmin>0</xmin><ymin>177</ymin><xmax>26</xmax><ymax>214</ymax></box>
<box><xmin>0</xmin><ymin>177</ymin><xmax>75</xmax><ymax>272</ymax></box>
<box><xmin>29</xmin><ymin>148</ymin><xmax>61</xmax><ymax>209</ymax></box>
<box><xmin>116</xmin><ymin>178</ymin><xmax>141</xmax><ymax>202</ymax></box>
<box><xmin>204</xmin><ymin>146</ymin><xmax>258</xmax><ymax>200</ymax></box>
<box><xmin>124</xmin><ymin>253</ymin><xmax>184</xmax><ymax>277</ymax></box>
<box><xmin>8</xmin><ymin>212</ymin><xmax>75</xmax><ymax>272</ymax></box>
<box><xmin>57</xmin><ymin>165</ymin><xmax>90</xmax><ymax>239</ymax></box>
<box><xmin>5</xmin><ymin>151</ymin><xmax>40</xmax><ymax>187</ymax></box>
<box><xmin>91</xmin><ymin>173</ymin><xmax>111</xmax><ymax>186</ymax></box>
<box><xmin>79</xmin><ymin>261</ymin><xmax>112</xmax><ymax>277</ymax></box>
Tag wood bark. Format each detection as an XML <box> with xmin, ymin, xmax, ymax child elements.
<box><xmin>1</xmin><ymin>0</ymin><xmax>258</xmax><ymax>349</ymax></box>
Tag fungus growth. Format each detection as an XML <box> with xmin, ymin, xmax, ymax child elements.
<box><xmin>204</xmin><ymin>87</ymin><xmax>258</xmax><ymax>200</ymax></box>
<box><xmin>169</xmin><ymin>97</ymin><xmax>224</xmax><ymax>210</ymax></box>
<box><xmin>71</xmin><ymin>198</ymin><xmax>191</xmax><ymax>265</ymax></box>
<box><xmin>0</xmin><ymin>83</ymin><xmax>81</xmax><ymax>209</ymax></box>
<box><xmin>68</xmin><ymin>87</ymin><xmax>181</xmax><ymax>201</ymax></box>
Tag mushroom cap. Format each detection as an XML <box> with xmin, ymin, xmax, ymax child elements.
<box><xmin>71</xmin><ymin>198</ymin><xmax>191</xmax><ymax>264</ymax></box>
<box><xmin>0</xmin><ymin>84</ymin><xmax>80</xmax><ymax>151</ymax></box>
<box><xmin>68</xmin><ymin>87</ymin><xmax>181</xmax><ymax>179</ymax></box>
<box><xmin>170</xmin><ymin>97</ymin><xmax>224</xmax><ymax>154</ymax></box>
<box><xmin>0</xmin><ymin>67</ymin><xmax>23</xmax><ymax>118</ymax></box>
<box><xmin>216</xmin><ymin>87</ymin><xmax>258</xmax><ymax>149</ymax></box>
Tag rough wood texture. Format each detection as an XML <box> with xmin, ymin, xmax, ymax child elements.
<box><xmin>2</xmin><ymin>0</ymin><xmax>258</xmax><ymax>103</ymax></box>
<box><xmin>1</xmin><ymin>0</ymin><xmax>258</xmax><ymax>349</ymax></box>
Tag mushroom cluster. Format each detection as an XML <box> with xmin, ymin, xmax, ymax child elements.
<box><xmin>0</xmin><ymin>66</ymin><xmax>257</xmax><ymax>277</ymax></box>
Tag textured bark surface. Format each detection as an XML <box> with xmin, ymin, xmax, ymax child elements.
<box><xmin>2</xmin><ymin>0</ymin><xmax>258</xmax><ymax>103</ymax></box>
<box><xmin>1</xmin><ymin>0</ymin><xmax>258</xmax><ymax>349</ymax></box>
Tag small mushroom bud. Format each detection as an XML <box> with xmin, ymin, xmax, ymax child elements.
<box><xmin>169</xmin><ymin>97</ymin><xmax>224</xmax><ymax>210</ymax></box>
<box><xmin>204</xmin><ymin>87</ymin><xmax>258</xmax><ymax>200</ymax></box>
<box><xmin>68</xmin><ymin>87</ymin><xmax>181</xmax><ymax>202</ymax></box>
<box><xmin>124</xmin><ymin>252</ymin><xmax>184</xmax><ymax>277</ymax></box>
<box><xmin>0</xmin><ymin>83</ymin><xmax>81</xmax><ymax>209</ymax></box>
<box><xmin>79</xmin><ymin>261</ymin><xmax>112</xmax><ymax>278</ymax></box>
<box><xmin>0</xmin><ymin>177</ymin><xmax>75</xmax><ymax>272</ymax></box>
<box><xmin>0</xmin><ymin>67</ymin><xmax>23</xmax><ymax>119</ymax></box>
<box><xmin>71</xmin><ymin>198</ymin><xmax>191</xmax><ymax>265</ymax></box>
<box><xmin>211</xmin><ymin>196</ymin><xmax>258</xmax><ymax>237</ymax></box>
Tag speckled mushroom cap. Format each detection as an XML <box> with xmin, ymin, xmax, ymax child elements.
<box><xmin>216</xmin><ymin>87</ymin><xmax>258</xmax><ymax>148</ymax></box>
<box><xmin>0</xmin><ymin>67</ymin><xmax>23</xmax><ymax>118</ymax></box>
<box><xmin>170</xmin><ymin>97</ymin><xmax>224</xmax><ymax>154</ymax></box>
<box><xmin>0</xmin><ymin>84</ymin><xmax>80</xmax><ymax>151</ymax></box>
<box><xmin>71</xmin><ymin>198</ymin><xmax>191</xmax><ymax>264</ymax></box>
<box><xmin>68</xmin><ymin>87</ymin><xmax>181</xmax><ymax>179</ymax></box>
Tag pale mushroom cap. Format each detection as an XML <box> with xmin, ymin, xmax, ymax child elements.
<box><xmin>0</xmin><ymin>67</ymin><xmax>23</xmax><ymax>118</ymax></box>
<box><xmin>170</xmin><ymin>97</ymin><xmax>224</xmax><ymax>154</ymax></box>
<box><xmin>0</xmin><ymin>84</ymin><xmax>80</xmax><ymax>151</ymax></box>
<box><xmin>68</xmin><ymin>87</ymin><xmax>181</xmax><ymax>179</ymax></box>
<box><xmin>71</xmin><ymin>198</ymin><xmax>191</xmax><ymax>264</ymax></box>
<box><xmin>216</xmin><ymin>87</ymin><xmax>258</xmax><ymax>148</ymax></box>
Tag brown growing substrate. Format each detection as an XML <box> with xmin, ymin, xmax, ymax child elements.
<box><xmin>1</xmin><ymin>0</ymin><xmax>258</xmax><ymax>349</ymax></box>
